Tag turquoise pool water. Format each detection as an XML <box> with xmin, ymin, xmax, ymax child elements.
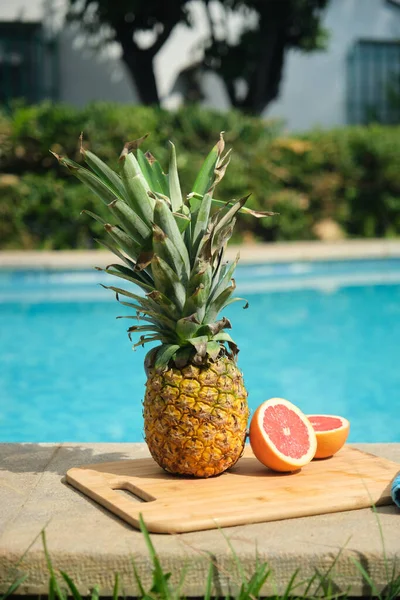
<box><xmin>1</xmin><ymin>259</ymin><xmax>400</xmax><ymax>443</ymax></box>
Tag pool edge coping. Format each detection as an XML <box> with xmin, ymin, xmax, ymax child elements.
<box><xmin>1</xmin><ymin>239</ymin><xmax>400</xmax><ymax>269</ymax></box>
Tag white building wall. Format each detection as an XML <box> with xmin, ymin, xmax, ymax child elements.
<box><xmin>267</xmin><ymin>0</ymin><xmax>400</xmax><ymax>130</ymax></box>
<box><xmin>58</xmin><ymin>30</ymin><xmax>139</xmax><ymax>106</ymax></box>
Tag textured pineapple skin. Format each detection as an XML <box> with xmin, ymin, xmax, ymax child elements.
<box><xmin>143</xmin><ymin>356</ymin><xmax>249</xmax><ymax>477</ymax></box>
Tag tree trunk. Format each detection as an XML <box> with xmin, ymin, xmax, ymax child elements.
<box><xmin>121</xmin><ymin>49</ymin><xmax>160</xmax><ymax>105</ymax></box>
<box><xmin>114</xmin><ymin>19</ymin><xmax>160</xmax><ymax>106</ymax></box>
<box><xmin>238</xmin><ymin>9</ymin><xmax>288</xmax><ymax>115</ymax></box>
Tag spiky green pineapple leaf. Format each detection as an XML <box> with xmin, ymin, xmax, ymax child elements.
<box><xmin>197</xmin><ymin>317</ymin><xmax>232</xmax><ymax>337</ymax></box>
<box><xmin>119</xmin><ymin>147</ymin><xmax>154</xmax><ymax>226</ymax></box>
<box><xmin>168</xmin><ymin>141</ymin><xmax>183</xmax><ymax>212</ymax></box>
<box><xmin>52</xmin><ymin>153</ymin><xmax>116</xmax><ymax>205</ymax></box>
<box><xmin>104</xmin><ymin>285</ymin><xmax>178</xmax><ymax>322</ymax></box>
<box><xmin>209</xmin><ymin>254</ymin><xmax>239</xmax><ymax>303</ymax></box>
<box><xmin>175</xmin><ymin>314</ymin><xmax>201</xmax><ymax>341</ymax></box>
<box><xmin>94</xmin><ymin>237</ymin><xmax>141</xmax><ymax>275</ymax></box>
<box><xmin>206</xmin><ymin>341</ymin><xmax>221</xmax><ymax>361</ymax></box>
<box><xmin>190</xmin><ymin>132</ymin><xmax>225</xmax><ymax>209</ymax></box>
<box><xmin>151</xmin><ymin>255</ymin><xmax>186</xmax><ymax>312</ymax></box>
<box><xmin>104</xmin><ymin>224</ymin><xmax>142</xmax><ymax>261</ymax></box>
<box><xmin>154</xmin><ymin>344</ymin><xmax>181</xmax><ymax>371</ymax></box>
<box><xmin>191</xmin><ymin>191</ymin><xmax>212</xmax><ymax>262</ymax></box>
<box><xmin>108</xmin><ymin>199</ymin><xmax>151</xmax><ymax>244</ymax></box>
<box><xmin>152</xmin><ymin>224</ymin><xmax>189</xmax><ymax>284</ymax></box>
<box><xmin>133</xmin><ymin>334</ymin><xmax>165</xmax><ymax>350</ymax></box>
<box><xmin>99</xmin><ymin>263</ymin><xmax>155</xmax><ymax>293</ymax></box>
<box><xmin>81</xmin><ymin>209</ymin><xmax>106</xmax><ymax>226</ymax></box>
<box><xmin>153</xmin><ymin>199</ymin><xmax>190</xmax><ymax>275</ymax></box>
<box><xmin>136</xmin><ymin>148</ymin><xmax>157</xmax><ymax>191</ymax></box>
<box><xmin>204</xmin><ymin>280</ymin><xmax>236</xmax><ymax>323</ymax></box>
<box><xmin>150</xmin><ymin>154</ymin><xmax>170</xmax><ymax>197</ymax></box>
<box><xmin>81</xmin><ymin>147</ymin><xmax>128</xmax><ymax>201</ymax></box>
<box><xmin>172</xmin><ymin>211</ymin><xmax>191</xmax><ymax>234</ymax></box>
<box><xmin>119</xmin><ymin>310</ymin><xmax>176</xmax><ymax>332</ymax></box>
<box><xmin>188</xmin><ymin>335</ymin><xmax>209</xmax><ymax>358</ymax></box>
<box><xmin>189</xmin><ymin>193</ymin><xmax>278</xmax><ymax>218</ymax></box>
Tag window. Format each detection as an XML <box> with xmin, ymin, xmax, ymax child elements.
<box><xmin>0</xmin><ymin>22</ymin><xmax>58</xmax><ymax>106</ymax></box>
<box><xmin>346</xmin><ymin>39</ymin><xmax>400</xmax><ymax>124</ymax></box>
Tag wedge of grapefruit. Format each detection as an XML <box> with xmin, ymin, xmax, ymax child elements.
<box><xmin>307</xmin><ymin>415</ymin><xmax>350</xmax><ymax>459</ymax></box>
<box><xmin>249</xmin><ymin>398</ymin><xmax>317</xmax><ymax>472</ymax></box>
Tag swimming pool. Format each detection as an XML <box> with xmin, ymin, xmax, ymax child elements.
<box><xmin>1</xmin><ymin>258</ymin><xmax>399</xmax><ymax>443</ymax></box>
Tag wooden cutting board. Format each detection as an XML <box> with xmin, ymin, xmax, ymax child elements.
<box><xmin>66</xmin><ymin>446</ymin><xmax>399</xmax><ymax>533</ymax></box>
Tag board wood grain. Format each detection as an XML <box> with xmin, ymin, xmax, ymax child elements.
<box><xmin>66</xmin><ymin>445</ymin><xmax>399</xmax><ymax>533</ymax></box>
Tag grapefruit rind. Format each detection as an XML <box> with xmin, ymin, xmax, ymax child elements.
<box><xmin>250</xmin><ymin>398</ymin><xmax>317</xmax><ymax>472</ymax></box>
<box><xmin>307</xmin><ymin>414</ymin><xmax>350</xmax><ymax>459</ymax></box>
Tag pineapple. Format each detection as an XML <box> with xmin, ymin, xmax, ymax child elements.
<box><xmin>54</xmin><ymin>134</ymin><xmax>274</xmax><ymax>477</ymax></box>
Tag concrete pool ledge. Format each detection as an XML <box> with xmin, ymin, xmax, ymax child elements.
<box><xmin>0</xmin><ymin>443</ymin><xmax>399</xmax><ymax>597</ymax></box>
<box><xmin>1</xmin><ymin>239</ymin><xmax>400</xmax><ymax>269</ymax></box>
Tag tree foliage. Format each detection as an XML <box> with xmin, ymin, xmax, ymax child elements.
<box><xmin>66</xmin><ymin>0</ymin><xmax>329</xmax><ymax>114</ymax></box>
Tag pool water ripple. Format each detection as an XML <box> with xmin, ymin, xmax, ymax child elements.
<box><xmin>1</xmin><ymin>259</ymin><xmax>399</xmax><ymax>443</ymax></box>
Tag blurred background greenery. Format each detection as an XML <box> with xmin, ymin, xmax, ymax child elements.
<box><xmin>1</xmin><ymin>102</ymin><xmax>400</xmax><ymax>249</ymax></box>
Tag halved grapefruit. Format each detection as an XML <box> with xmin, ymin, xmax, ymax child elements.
<box><xmin>249</xmin><ymin>398</ymin><xmax>317</xmax><ymax>472</ymax></box>
<box><xmin>307</xmin><ymin>415</ymin><xmax>350</xmax><ymax>459</ymax></box>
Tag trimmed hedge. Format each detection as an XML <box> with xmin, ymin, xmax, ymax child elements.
<box><xmin>1</xmin><ymin>102</ymin><xmax>400</xmax><ymax>249</ymax></box>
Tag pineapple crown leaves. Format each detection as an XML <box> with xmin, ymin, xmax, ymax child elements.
<box><xmin>53</xmin><ymin>133</ymin><xmax>275</xmax><ymax>371</ymax></box>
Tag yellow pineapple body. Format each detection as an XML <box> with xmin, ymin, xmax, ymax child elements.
<box><xmin>144</xmin><ymin>356</ymin><xmax>249</xmax><ymax>477</ymax></box>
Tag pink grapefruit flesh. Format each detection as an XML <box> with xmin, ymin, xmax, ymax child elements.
<box><xmin>249</xmin><ymin>398</ymin><xmax>317</xmax><ymax>472</ymax></box>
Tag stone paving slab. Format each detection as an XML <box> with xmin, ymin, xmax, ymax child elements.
<box><xmin>1</xmin><ymin>239</ymin><xmax>400</xmax><ymax>270</ymax></box>
<box><xmin>0</xmin><ymin>443</ymin><xmax>399</xmax><ymax>597</ymax></box>
<box><xmin>0</xmin><ymin>444</ymin><xmax>60</xmax><ymax>537</ymax></box>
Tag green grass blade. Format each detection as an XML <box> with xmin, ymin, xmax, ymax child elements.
<box><xmin>138</xmin><ymin>514</ymin><xmax>172</xmax><ymax>599</ymax></box>
<box><xmin>382</xmin><ymin>572</ymin><xmax>400</xmax><ymax>600</ymax></box>
<box><xmin>0</xmin><ymin>574</ymin><xmax>28</xmax><ymax>600</ymax></box>
<box><xmin>241</xmin><ymin>563</ymin><xmax>270</xmax><ymax>600</ymax></box>
<box><xmin>42</xmin><ymin>531</ymin><xmax>66</xmax><ymax>600</ymax></box>
<box><xmin>131</xmin><ymin>557</ymin><xmax>147</xmax><ymax>598</ymax></box>
<box><xmin>203</xmin><ymin>561</ymin><xmax>214</xmax><ymax>600</ymax></box>
<box><xmin>350</xmin><ymin>557</ymin><xmax>381</xmax><ymax>598</ymax></box>
<box><xmin>90</xmin><ymin>585</ymin><xmax>100</xmax><ymax>600</ymax></box>
<box><xmin>48</xmin><ymin>574</ymin><xmax>56</xmax><ymax>600</ymax></box>
<box><xmin>168</xmin><ymin>142</ymin><xmax>182</xmax><ymax>212</ymax></box>
<box><xmin>312</xmin><ymin>542</ymin><xmax>348</xmax><ymax>598</ymax></box>
<box><xmin>60</xmin><ymin>571</ymin><xmax>83</xmax><ymax>600</ymax></box>
<box><xmin>1</xmin><ymin>521</ymin><xmax>56</xmax><ymax>600</ymax></box>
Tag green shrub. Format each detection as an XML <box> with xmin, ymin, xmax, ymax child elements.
<box><xmin>1</xmin><ymin>102</ymin><xmax>400</xmax><ymax>249</ymax></box>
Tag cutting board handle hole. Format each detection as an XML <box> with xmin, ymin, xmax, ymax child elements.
<box><xmin>112</xmin><ymin>485</ymin><xmax>146</xmax><ymax>503</ymax></box>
